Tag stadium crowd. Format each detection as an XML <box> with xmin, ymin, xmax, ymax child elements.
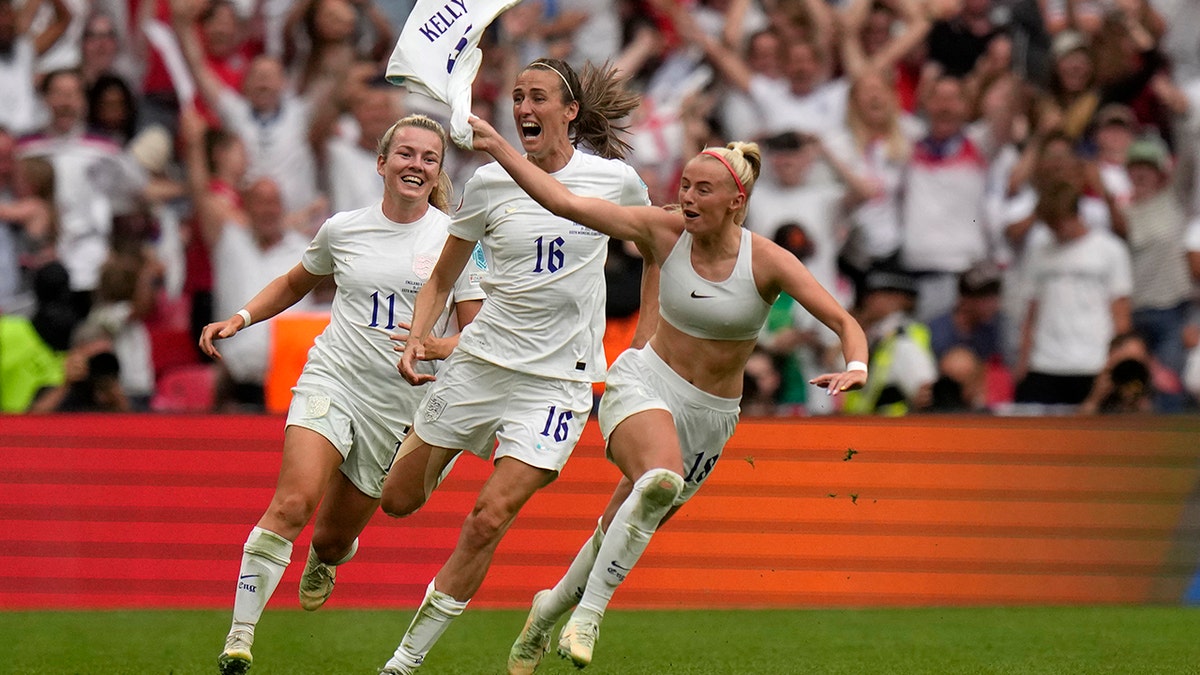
<box><xmin>2</xmin><ymin>0</ymin><xmax>1200</xmax><ymax>416</ymax></box>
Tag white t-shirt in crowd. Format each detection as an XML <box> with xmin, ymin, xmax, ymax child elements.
<box><xmin>747</xmin><ymin>74</ymin><xmax>849</xmax><ymax>137</ymax></box>
<box><xmin>212</xmin><ymin>223</ymin><xmax>313</xmax><ymax>383</ymax></box>
<box><xmin>746</xmin><ymin>179</ymin><xmax>846</xmax><ymax>303</ymax></box>
<box><xmin>1024</xmin><ymin>229</ymin><xmax>1133</xmax><ymax>376</ymax></box>
<box><xmin>17</xmin><ymin>132</ymin><xmax>148</xmax><ymax>292</ymax></box>
<box><xmin>0</xmin><ymin>38</ymin><xmax>44</xmax><ymax>136</ymax></box>
<box><xmin>450</xmin><ymin>150</ymin><xmax>649</xmax><ymax>382</ymax></box>
<box><xmin>300</xmin><ymin>203</ymin><xmax>486</xmax><ymax>429</ymax></box>
<box><xmin>217</xmin><ymin>88</ymin><xmax>319</xmax><ymax>213</ymax></box>
<box><xmin>326</xmin><ymin>137</ymin><xmax>383</xmax><ymax>214</ymax></box>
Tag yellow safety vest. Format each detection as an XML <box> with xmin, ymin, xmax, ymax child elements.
<box><xmin>844</xmin><ymin>321</ymin><xmax>932</xmax><ymax>416</ymax></box>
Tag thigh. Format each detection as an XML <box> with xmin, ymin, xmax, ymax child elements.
<box><xmin>474</xmin><ymin>455</ymin><xmax>558</xmax><ymax>521</ymax></box>
<box><xmin>383</xmin><ymin>431</ymin><xmax>462</xmax><ymax>504</ymax></box>
<box><xmin>606</xmin><ymin>409</ymin><xmax>685</xmax><ymax>480</ymax></box>
<box><xmin>258</xmin><ymin>426</ymin><xmax>344</xmax><ymax>535</ymax></box>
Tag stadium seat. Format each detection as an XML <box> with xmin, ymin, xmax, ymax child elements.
<box><xmin>151</xmin><ymin>363</ymin><xmax>216</xmax><ymax>412</ymax></box>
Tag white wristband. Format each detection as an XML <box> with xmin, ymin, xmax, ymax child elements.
<box><xmin>236</xmin><ymin>308</ymin><xmax>252</xmax><ymax>327</ymax></box>
<box><xmin>846</xmin><ymin>360</ymin><xmax>868</xmax><ymax>373</ymax></box>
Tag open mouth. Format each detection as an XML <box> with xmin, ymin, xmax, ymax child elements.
<box><xmin>682</xmin><ymin>208</ymin><xmax>700</xmax><ymax>219</ymax></box>
<box><xmin>521</xmin><ymin>121</ymin><xmax>542</xmax><ymax>139</ymax></box>
<box><xmin>401</xmin><ymin>175</ymin><xmax>424</xmax><ymax>186</ymax></box>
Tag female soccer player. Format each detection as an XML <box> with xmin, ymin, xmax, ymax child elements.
<box><xmin>375</xmin><ymin>58</ymin><xmax>651</xmax><ymax>675</ymax></box>
<box><xmin>199</xmin><ymin>114</ymin><xmax>485</xmax><ymax>675</ymax></box>
<box><xmin>466</xmin><ymin>115</ymin><xmax>869</xmax><ymax>674</ymax></box>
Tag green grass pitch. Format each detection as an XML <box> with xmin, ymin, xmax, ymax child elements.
<box><xmin>4</xmin><ymin>606</ymin><xmax>1198</xmax><ymax>674</ymax></box>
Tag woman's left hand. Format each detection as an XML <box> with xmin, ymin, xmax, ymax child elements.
<box><xmin>809</xmin><ymin>369</ymin><xmax>868</xmax><ymax>396</ymax></box>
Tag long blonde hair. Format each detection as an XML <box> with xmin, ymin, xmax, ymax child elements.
<box><xmin>846</xmin><ymin>72</ymin><xmax>910</xmax><ymax>164</ymax></box>
<box><xmin>376</xmin><ymin>114</ymin><xmax>454</xmax><ymax>213</ymax></box>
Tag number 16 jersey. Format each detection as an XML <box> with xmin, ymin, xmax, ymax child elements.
<box><xmin>450</xmin><ymin>150</ymin><xmax>649</xmax><ymax>383</ymax></box>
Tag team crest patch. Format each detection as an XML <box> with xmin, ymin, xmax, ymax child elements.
<box><xmin>305</xmin><ymin>395</ymin><xmax>331</xmax><ymax>418</ymax></box>
<box><xmin>413</xmin><ymin>254</ymin><xmax>436</xmax><ymax>280</ymax></box>
<box><xmin>424</xmin><ymin>394</ymin><xmax>447</xmax><ymax>422</ymax></box>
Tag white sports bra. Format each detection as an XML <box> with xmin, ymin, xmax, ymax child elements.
<box><xmin>658</xmin><ymin>228</ymin><xmax>772</xmax><ymax>341</ymax></box>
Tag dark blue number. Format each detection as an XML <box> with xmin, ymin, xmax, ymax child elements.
<box><xmin>369</xmin><ymin>291</ymin><xmax>397</xmax><ymax>329</ymax></box>
<box><xmin>539</xmin><ymin>406</ymin><xmax>574</xmax><ymax>442</ymax></box>
<box><xmin>684</xmin><ymin>452</ymin><xmax>719</xmax><ymax>482</ymax></box>
<box><xmin>533</xmin><ymin>236</ymin><xmax>565</xmax><ymax>273</ymax></box>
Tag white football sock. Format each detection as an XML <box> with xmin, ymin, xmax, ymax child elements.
<box><xmin>383</xmin><ymin>579</ymin><xmax>469</xmax><ymax>670</ymax></box>
<box><xmin>578</xmin><ymin>470</ymin><xmax>683</xmax><ymax>616</ymax></box>
<box><xmin>538</xmin><ymin>519</ymin><xmax>605</xmax><ymax>623</ymax></box>
<box><xmin>230</xmin><ymin>526</ymin><xmax>293</xmax><ymax>636</ymax></box>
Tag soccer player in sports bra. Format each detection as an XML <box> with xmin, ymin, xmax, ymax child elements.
<box><xmin>467</xmin><ymin>114</ymin><xmax>869</xmax><ymax>674</ymax></box>
<box><xmin>375</xmin><ymin>59</ymin><xmax>652</xmax><ymax>675</ymax></box>
<box><xmin>200</xmin><ymin>114</ymin><xmax>485</xmax><ymax>675</ymax></box>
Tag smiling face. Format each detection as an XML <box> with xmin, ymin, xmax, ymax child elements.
<box><xmin>678</xmin><ymin>155</ymin><xmax>745</xmax><ymax>233</ymax></box>
<box><xmin>511</xmin><ymin>67</ymin><xmax>578</xmax><ymax>161</ymax></box>
<box><xmin>377</xmin><ymin>124</ymin><xmax>444</xmax><ymax>206</ymax></box>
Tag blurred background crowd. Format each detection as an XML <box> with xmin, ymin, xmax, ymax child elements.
<box><xmin>2</xmin><ymin>0</ymin><xmax>1200</xmax><ymax>417</ymax></box>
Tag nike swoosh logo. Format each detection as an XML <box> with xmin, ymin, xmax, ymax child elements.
<box><xmin>239</xmin><ymin>574</ymin><xmax>259</xmax><ymax>580</ymax></box>
<box><xmin>610</xmin><ymin>560</ymin><xmax>632</xmax><ymax>572</ymax></box>
<box><xmin>690</xmin><ymin>291</ymin><xmax>714</xmax><ymax>299</ymax></box>
<box><xmin>505</xmin><ymin>206</ymin><xmax>518</xmax><ymax>214</ymax></box>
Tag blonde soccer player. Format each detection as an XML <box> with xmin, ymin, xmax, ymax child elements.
<box><xmin>467</xmin><ymin>114</ymin><xmax>869</xmax><ymax>674</ymax></box>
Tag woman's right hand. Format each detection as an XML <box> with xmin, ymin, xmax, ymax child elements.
<box><xmin>468</xmin><ymin>115</ymin><xmax>503</xmax><ymax>155</ymax></box>
<box><xmin>198</xmin><ymin>315</ymin><xmax>246</xmax><ymax>359</ymax></box>
<box><xmin>398</xmin><ymin>337</ymin><xmax>437</xmax><ymax>386</ymax></box>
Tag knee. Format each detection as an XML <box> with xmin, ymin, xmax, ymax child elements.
<box><xmin>311</xmin><ymin>535</ymin><xmax>354</xmax><ymax>563</ymax></box>
<box><xmin>636</xmin><ymin>469</ymin><xmax>684</xmax><ymax>512</ymax></box>
<box><xmin>266</xmin><ymin>491</ymin><xmax>319</xmax><ymax>531</ymax></box>
<box><xmin>459</xmin><ymin>502</ymin><xmax>510</xmax><ymax>551</ymax></box>
<box><xmin>381</xmin><ymin>488</ymin><xmax>426</xmax><ymax>519</ymax></box>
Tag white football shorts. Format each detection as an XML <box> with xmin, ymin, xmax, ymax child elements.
<box><xmin>413</xmin><ymin>350</ymin><xmax>591</xmax><ymax>472</ymax></box>
<box><xmin>598</xmin><ymin>345</ymin><xmax>740</xmax><ymax>504</ymax></box>
<box><xmin>286</xmin><ymin>377</ymin><xmax>410</xmax><ymax>499</ymax></box>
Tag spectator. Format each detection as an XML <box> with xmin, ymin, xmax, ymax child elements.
<box><xmin>76</xmin><ymin>252</ymin><xmax>163</xmax><ymax>410</ymax></box>
<box><xmin>86</xmin><ymin>73</ymin><xmax>140</xmax><ymax>145</ymax></box>
<box><xmin>840</xmin><ymin>0</ymin><xmax>930</xmax><ymax>95</ymax></box>
<box><xmin>284</xmin><ymin>0</ymin><xmax>392</xmax><ymax>95</ymax></box>
<box><xmin>844</xmin><ymin>267</ymin><xmax>936</xmax><ymax>415</ymax></box>
<box><xmin>16</xmin><ymin>68</ymin><xmax>148</xmax><ymax>318</ymax></box>
<box><xmin>899</xmin><ymin>75</ymin><xmax>991</xmax><ymax>321</ymax></box>
<box><xmin>928</xmin><ymin>260</ymin><xmax>1005</xmax><ymax>362</ymax></box>
<box><xmin>0</xmin><ymin>310</ymin><xmax>64</xmax><ymax>412</ymax></box>
<box><xmin>209</xmin><ymin>182</ymin><xmax>314</xmax><ymax>410</ymax></box>
<box><xmin>1116</xmin><ymin>135</ymin><xmax>1191</xmax><ymax>406</ymax></box>
<box><xmin>826</xmin><ymin>70</ymin><xmax>919</xmax><ymax>292</ymax></box>
<box><xmin>1015</xmin><ymin>180</ymin><xmax>1132</xmax><ymax>406</ymax></box>
<box><xmin>1078</xmin><ymin>332</ymin><xmax>1173</xmax><ymax>414</ymax></box>
<box><xmin>77</xmin><ymin>11</ymin><xmax>139</xmax><ymax>90</ymax></box>
<box><xmin>926</xmin><ymin>0</ymin><xmax>1006</xmax><ymax>79</ymax></box>
<box><xmin>929</xmin><ymin>344</ymin><xmax>987</xmax><ymax>413</ymax></box>
<box><xmin>321</xmin><ymin>82</ymin><xmax>401</xmax><ymax>213</ymax></box>
<box><xmin>1091</xmin><ymin>102</ymin><xmax>1136</xmax><ymax>206</ymax></box>
<box><xmin>685</xmin><ymin>7</ymin><xmax>849</xmax><ymax>138</ymax></box>
<box><xmin>53</xmin><ymin>347</ymin><xmax>130</xmax><ymax>412</ymax></box>
<box><xmin>0</xmin><ymin>0</ymin><xmax>73</xmax><ymax>136</ymax></box>
<box><xmin>174</xmin><ymin>0</ymin><xmax>332</xmax><ymax>217</ymax></box>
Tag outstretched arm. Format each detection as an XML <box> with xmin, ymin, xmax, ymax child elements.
<box><xmin>399</xmin><ymin>235</ymin><xmax>476</xmax><ymax>384</ymax></box>
<box><xmin>757</xmin><ymin>237</ymin><xmax>868</xmax><ymax>394</ymax></box>
<box><xmin>199</xmin><ymin>263</ymin><xmax>325</xmax><ymax>359</ymax></box>
<box><xmin>468</xmin><ymin>115</ymin><xmax>665</xmax><ymax>247</ymax></box>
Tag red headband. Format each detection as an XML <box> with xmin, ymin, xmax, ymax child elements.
<box><xmin>701</xmin><ymin>150</ymin><xmax>746</xmax><ymax>197</ymax></box>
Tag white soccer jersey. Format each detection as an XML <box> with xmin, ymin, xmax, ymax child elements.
<box><xmin>300</xmin><ymin>203</ymin><xmax>486</xmax><ymax>429</ymax></box>
<box><xmin>449</xmin><ymin>150</ymin><xmax>649</xmax><ymax>382</ymax></box>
